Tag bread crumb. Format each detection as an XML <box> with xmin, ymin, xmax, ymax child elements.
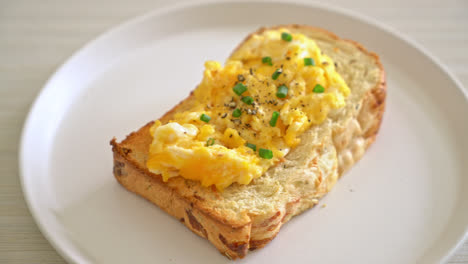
<box><xmin>321</xmin><ymin>204</ymin><xmax>327</xmax><ymax>208</ymax></box>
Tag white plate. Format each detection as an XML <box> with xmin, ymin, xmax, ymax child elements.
<box><xmin>20</xmin><ymin>1</ymin><xmax>468</xmax><ymax>263</ymax></box>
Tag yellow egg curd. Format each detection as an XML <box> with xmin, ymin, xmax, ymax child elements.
<box><xmin>146</xmin><ymin>29</ymin><xmax>350</xmax><ymax>190</ymax></box>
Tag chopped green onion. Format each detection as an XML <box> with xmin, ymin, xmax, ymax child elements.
<box><xmin>304</xmin><ymin>57</ymin><xmax>315</xmax><ymax>66</ymax></box>
<box><xmin>245</xmin><ymin>142</ymin><xmax>256</xmax><ymax>151</ymax></box>
<box><xmin>206</xmin><ymin>138</ymin><xmax>215</xmax><ymax>146</ymax></box>
<box><xmin>313</xmin><ymin>84</ymin><xmax>325</xmax><ymax>93</ymax></box>
<box><xmin>232</xmin><ymin>108</ymin><xmax>242</xmax><ymax>117</ymax></box>
<box><xmin>259</xmin><ymin>148</ymin><xmax>273</xmax><ymax>159</ymax></box>
<box><xmin>276</xmin><ymin>85</ymin><xmax>288</xmax><ymax>98</ymax></box>
<box><xmin>233</xmin><ymin>83</ymin><xmax>247</xmax><ymax>96</ymax></box>
<box><xmin>281</xmin><ymin>32</ymin><xmax>292</xmax><ymax>42</ymax></box>
<box><xmin>269</xmin><ymin>111</ymin><xmax>280</xmax><ymax>127</ymax></box>
<box><xmin>262</xmin><ymin>56</ymin><xmax>273</xmax><ymax>66</ymax></box>
<box><xmin>200</xmin><ymin>113</ymin><xmax>211</xmax><ymax>123</ymax></box>
<box><xmin>272</xmin><ymin>69</ymin><xmax>282</xmax><ymax>80</ymax></box>
<box><xmin>241</xmin><ymin>96</ymin><xmax>254</xmax><ymax>105</ymax></box>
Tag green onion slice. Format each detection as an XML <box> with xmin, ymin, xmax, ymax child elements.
<box><xmin>304</xmin><ymin>57</ymin><xmax>315</xmax><ymax>66</ymax></box>
<box><xmin>206</xmin><ymin>138</ymin><xmax>215</xmax><ymax>146</ymax></box>
<box><xmin>259</xmin><ymin>148</ymin><xmax>273</xmax><ymax>159</ymax></box>
<box><xmin>276</xmin><ymin>85</ymin><xmax>288</xmax><ymax>98</ymax></box>
<box><xmin>233</xmin><ymin>83</ymin><xmax>247</xmax><ymax>95</ymax></box>
<box><xmin>272</xmin><ymin>69</ymin><xmax>282</xmax><ymax>80</ymax></box>
<box><xmin>245</xmin><ymin>142</ymin><xmax>256</xmax><ymax>151</ymax></box>
<box><xmin>313</xmin><ymin>84</ymin><xmax>325</xmax><ymax>93</ymax></box>
<box><xmin>232</xmin><ymin>108</ymin><xmax>242</xmax><ymax>117</ymax></box>
<box><xmin>269</xmin><ymin>111</ymin><xmax>280</xmax><ymax>127</ymax></box>
<box><xmin>241</xmin><ymin>96</ymin><xmax>254</xmax><ymax>105</ymax></box>
<box><xmin>200</xmin><ymin>113</ymin><xmax>211</xmax><ymax>123</ymax></box>
<box><xmin>262</xmin><ymin>56</ymin><xmax>273</xmax><ymax>66</ymax></box>
<box><xmin>281</xmin><ymin>32</ymin><xmax>292</xmax><ymax>42</ymax></box>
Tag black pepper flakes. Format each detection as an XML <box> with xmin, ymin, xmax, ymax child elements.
<box><xmin>322</xmin><ymin>61</ymin><xmax>329</xmax><ymax>66</ymax></box>
<box><xmin>232</xmin><ymin>119</ymin><xmax>242</xmax><ymax>125</ymax></box>
<box><xmin>237</xmin><ymin>74</ymin><xmax>245</xmax><ymax>82</ymax></box>
<box><xmin>221</xmin><ymin>113</ymin><xmax>227</xmax><ymax>118</ymax></box>
<box><xmin>334</xmin><ymin>62</ymin><xmax>338</xmax><ymax>68</ymax></box>
<box><xmin>286</xmin><ymin>57</ymin><xmax>291</xmax><ymax>60</ymax></box>
<box><xmin>249</xmin><ymin>68</ymin><xmax>253</xmax><ymax>75</ymax></box>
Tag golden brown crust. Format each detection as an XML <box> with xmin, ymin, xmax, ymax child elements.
<box><xmin>110</xmin><ymin>24</ymin><xmax>386</xmax><ymax>259</ymax></box>
<box><xmin>111</xmin><ymin>121</ymin><xmax>252</xmax><ymax>228</ymax></box>
<box><xmin>111</xmin><ymin>141</ymin><xmax>252</xmax><ymax>259</ymax></box>
<box><xmin>249</xmin><ymin>234</ymin><xmax>278</xmax><ymax>250</ymax></box>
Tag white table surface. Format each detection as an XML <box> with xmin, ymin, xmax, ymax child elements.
<box><xmin>1</xmin><ymin>0</ymin><xmax>467</xmax><ymax>263</ymax></box>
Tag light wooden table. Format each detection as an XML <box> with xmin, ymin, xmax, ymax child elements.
<box><xmin>1</xmin><ymin>0</ymin><xmax>467</xmax><ymax>263</ymax></box>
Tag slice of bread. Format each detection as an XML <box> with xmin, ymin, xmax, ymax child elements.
<box><xmin>110</xmin><ymin>24</ymin><xmax>386</xmax><ymax>259</ymax></box>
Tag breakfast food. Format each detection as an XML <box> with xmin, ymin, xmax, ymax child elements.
<box><xmin>110</xmin><ymin>25</ymin><xmax>386</xmax><ymax>259</ymax></box>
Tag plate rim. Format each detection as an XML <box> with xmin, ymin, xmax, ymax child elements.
<box><xmin>18</xmin><ymin>0</ymin><xmax>468</xmax><ymax>263</ymax></box>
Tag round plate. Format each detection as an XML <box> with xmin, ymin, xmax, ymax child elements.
<box><xmin>20</xmin><ymin>1</ymin><xmax>468</xmax><ymax>263</ymax></box>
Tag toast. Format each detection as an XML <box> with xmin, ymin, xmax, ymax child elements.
<box><xmin>110</xmin><ymin>24</ymin><xmax>386</xmax><ymax>259</ymax></box>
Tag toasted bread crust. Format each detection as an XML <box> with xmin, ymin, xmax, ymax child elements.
<box><xmin>111</xmin><ymin>143</ymin><xmax>252</xmax><ymax>258</ymax></box>
<box><xmin>110</xmin><ymin>24</ymin><xmax>386</xmax><ymax>259</ymax></box>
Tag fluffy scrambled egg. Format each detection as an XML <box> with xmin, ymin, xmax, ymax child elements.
<box><xmin>147</xmin><ymin>29</ymin><xmax>350</xmax><ymax>190</ymax></box>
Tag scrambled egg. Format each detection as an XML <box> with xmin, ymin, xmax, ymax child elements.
<box><xmin>147</xmin><ymin>29</ymin><xmax>350</xmax><ymax>190</ymax></box>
